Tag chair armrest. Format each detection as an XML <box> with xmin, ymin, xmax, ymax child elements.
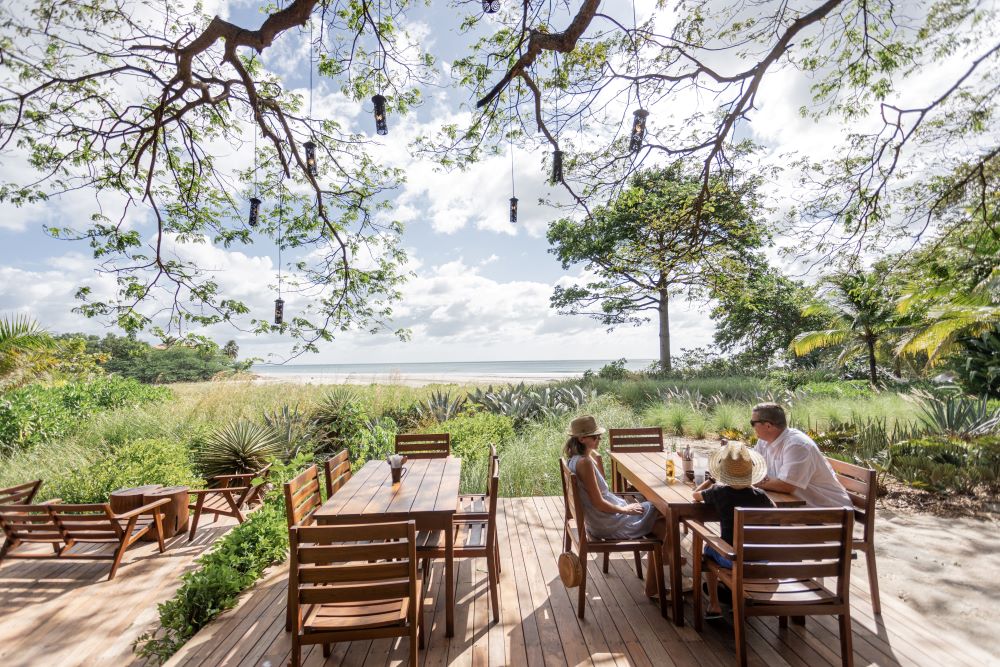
<box><xmin>207</xmin><ymin>472</ymin><xmax>254</xmax><ymax>486</ymax></box>
<box><xmin>684</xmin><ymin>519</ymin><xmax>736</xmax><ymax>560</ymax></box>
<box><xmin>40</xmin><ymin>498</ymin><xmax>63</xmax><ymax>505</ymax></box>
<box><xmin>116</xmin><ymin>497</ymin><xmax>171</xmax><ymax>520</ymax></box>
<box><xmin>189</xmin><ymin>486</ymin><xmax>251</xmax><ymax>497</ymax></box>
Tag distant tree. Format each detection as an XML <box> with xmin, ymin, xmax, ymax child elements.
<box><xmin>791</xmin><ymin>268</ymin><xmax>903</xmax><ymax>386</ymax></box>
<box><xmin>710</xmin><ymin>267</ymin><xmax>825</xmax><ymax>370</ymax></box>
<box><xmin>222</xmin><ymin>340</ymin><xmax>240</xmax><ymax>361</ymax></box>
<box><xmin>547</xmin><ymin>164</ymin><xmax>767</xmax><ymax>371</ymax></box>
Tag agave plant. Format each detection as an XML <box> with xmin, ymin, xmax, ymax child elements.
<box><xmin>468</xmin><ymin>382</ymin><xmax>596</xmax><ymax>423</ymax></box>
<box><xmin>195</xmin><ymin>419</ymin><xmax>284</xmax><ymax>478</ymax></box>
<box><xmin>263</xmin><ymin>403</ymin><xmax>313</xmax><ymax>460</ymax></box>
<box><xmin>414</xmin><ymin>389</ymin><xmax>467</xmax><ymax>423</ymax></box>
<box><xmin>910</xmin><ymin>390</ymin><xmax>1000</xmax><ymax>440</ymax></box>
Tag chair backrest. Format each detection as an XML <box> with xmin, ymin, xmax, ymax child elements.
<box><xmin>48</xmin><ymin>503</ymin><xmax>124</xmax><ymax>541</ymax></box>
<box><xmin>323</xmin><ymin>449</ymin><xmax>352</xmax><ymax>498</ymax></box>
<box><xmin>0</xmin><ymin>480</ymin><xmax>42</xmax><ymax>505</ymax></box>
<box><xmin>289</xmin><ymin>521</ymin><xmax>418</xmax><ymax>631</ymax></box>
<box><xmin>0</xmin><ymin>504</ymin><xmax>62</xmax><ymax>543</ymax></box>
<box><xmin>395</xmin><ymin>433</ymin><xmax>450</xmax><ymax>459</ymax></box>
<box><xmin>559</xmin><ymin>458</ymin><xmax>586</xmax><ymax>544</ymax></box>
<box><xmin>733</xmin><ymin>507</ymin><xmax>854</xmax><ymax>601</ymax></box>
<box><xmin>485</xmin><ymin>457</ymin><xmax>500</xmax><ymax>550</ymax></box>
<box><xmin>284</xmin><ymin>465</ymin><xmax>323</xmax><ymax>528</ymax></box>
<box><xmin>826</xmin><ymin>456</ymin><xmax>876</xmax><ymax>543</ymax></box>
<box><xmin>608</xmin><ymin>427</ymin><xmax>664</xmax><ymax>453</ymax></box>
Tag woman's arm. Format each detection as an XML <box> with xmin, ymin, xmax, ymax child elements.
<box><xmin>575</xmin><ymin>456</ymin><xmax>642</xmax><ymax>515</ymax></box>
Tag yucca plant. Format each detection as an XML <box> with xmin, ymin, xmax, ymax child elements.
<box><xmin>262</xmin><ymin>404</ymin><xmax>313</xmax><ymax>460</ymax></box>
<box><xmin>910</xmin><ymin>390</ymin><xmax>1000</xmax><ymax>440</ymax></box>
<box><xmin>195</xmin><ymin>419</ymin><xmax>284</xmax><ymax>478</ymax></box>
<box><xmin>414</xmin><ymin>389</ymin><xmax>466</xmax><ymax>423</ymax></box>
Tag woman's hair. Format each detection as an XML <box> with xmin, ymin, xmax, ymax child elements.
<box><xmin>564</xmin><ymin>435</ymin><xmax>587</xmax><ymax>458</ymax></box>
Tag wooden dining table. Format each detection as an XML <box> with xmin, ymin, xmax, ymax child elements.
<box><xmin>610</xmin><ymin>449</ymin><xmax>805</xmax><ymax>626</ymax></box>
<box><xmin>312</xmin><ymin>456</ymin><xmax>462</xmax><ymax>637</ymax></box>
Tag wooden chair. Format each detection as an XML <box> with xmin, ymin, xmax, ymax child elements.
<box><xmin>288</xmin><ymin>521</ymin><xmax>424</xmax><ymax>667</ymax></box>
<box><xmin>827</xmin><ymin>456</ymin><xmax>881</xmax><ymax>614</ymax></box>
<box><xmin>188</xmin><ymin>463</ymin><xmax>272</xmax><ymax>541</ymax></box>
<box><xmin>323</xmin><ymin>449</ymin><xmax>351</xmax><ymax>498</ymax></box>
<box><xmin>0</xmin><ymin>480</ymin><xmax>43</xmax><ymax>505</ymax></box>
<box><xmin>457</xmin><ymin>444</ymin><xmax>497</xmax><ymax>515</ymax></box>
<box><xmin>283</xmin><ymin>465</ymin><xmax>325</xmax><ymax>631</ymax></box>
<box><xmin>395</xmin><ymin>433</ymin><xmax>450</xmax><ymax>459</ymax></box>
<box><xmin>559</xmin><ymin>458</ymin><xmax>666</xmax><ymax>619</ymax></box>
<box><xmin>418</xmin><ymin>456</ymin><xmax>501</xmax><ymax>622</ymax></box>
<box><xmin>688</xmin><ymin>508</ymin><xmax>855</xmax><ymax>667</ymax></box>
<box><xmin>0</xmin><ymin>499</ymin><xmax>168</xmax><ymax>581</ymax></box>
<box><xmin>608</xmin><ymin>427</ymin><xmax>664</xmax><ymax>493</ymax></box>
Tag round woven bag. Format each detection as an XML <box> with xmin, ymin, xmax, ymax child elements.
<box><xmin>558</xmin><ymin>552</ymin><xmax>583</xmax><ymax>588</ymax></box>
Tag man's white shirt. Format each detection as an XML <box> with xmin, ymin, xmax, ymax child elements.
<box><xmin>754</xmin><ymin>428</ymin><xmax>852</xmax><ymax>508</ymax></box>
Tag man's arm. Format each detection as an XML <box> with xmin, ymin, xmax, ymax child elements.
<box><xmin>757</xmin><ymin>477</ymin><xmax>797</xmax><ymax>493</ymax></box>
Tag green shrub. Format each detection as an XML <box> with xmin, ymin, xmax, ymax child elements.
<box><xmin>643</xmin><ymin>403</ymin><xmax>698</xmax><ymax>436</ymax></box>
<box><xmin>0</xmin><ymin>376</ymin><xmax>170</xmax><ymax>458</ymax></box>
<box><xmin>434</xmin><ymin>411</ymin><xmax>516</xmax><ymax>493</ymax></box>
<box><xmin>49</xmin><ymin>438</ymin><xmax>199</xmax><ymax>503</ymax></box>
<box><xmin>133</xmin><ymin>458</ymin><xmax>298</xmax><ymax>664</ymax></box>
<box><xmin>194</xmin><ymin>419</ymin><xmax>284</xmax><ymax>478</ymax></box>
<box><xmin>887</xmin><ymin>436</ymin><xmax>996</xmax><ymax>494</ymax></box>
<box><xmin>350</xmin><ymin>417</ymin><xmax>398</xmax><ymax>468</ymax></box>
<box><xmin>310</xmin><ymin>389</ymin><xmax>371</xmax><ymax>456</ymax></box>
<box><xmin>800</xmin><ymin>380</ymin><xmax>874</xmax><ymax>399</ymax></box>
<box><xmin>709</xmin><ymin>403</ymin><xmax>744</xmax><ymax>433</ymax></box>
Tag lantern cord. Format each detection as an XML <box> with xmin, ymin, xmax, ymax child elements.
<box><xmin>631</xmin><ymin>0</ymin><xmax>641</xmax><ymax>106</ymax></box>
<box><xmin>309</xmin><ymin>18</ymin><xmax>314</xmax><ymax>119</ymax></box>
<box><xmin>277</xmin><ymin>178</ymin><xmax>284</xmax><ymax>299</ymax></box>
<box><xmin>553</xmin><ymin>51</ymin><xmax>559</xmax><ymax>144</ymax></box>
<box><xmin>377</xmin><ymin>0</ymin><xmax>384</xmax><ymax>93</ymax></box>
<box><xmin>509</xmin><ymin>98</ymin><xmax>515</xmax><ymax>198</ymax></box>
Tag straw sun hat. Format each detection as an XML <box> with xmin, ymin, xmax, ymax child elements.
<box><xmin>709</xmin><ymin>442</ymin><xmax>767</xmax><ymax>489</ymax></box>
<box><xmin>567</xmin><ymin>414</ymin><xmax>606</xmax><ymax>438</ymax></box>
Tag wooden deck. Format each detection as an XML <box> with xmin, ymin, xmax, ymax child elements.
<box><xmin>0</xmin><ymin>518</ymin><xmax>236</xmax><ymax>667</ymax></box>
<box><xmin>163</xmin><ymin>497</ymin><xmax>995</xmax><ymax>667</ymax></box>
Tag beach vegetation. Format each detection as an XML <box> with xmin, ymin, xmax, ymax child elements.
<box><xmin>193</xmin><ymin>419</ymin><xmax>286</xmax><ymax>478</ymax></box>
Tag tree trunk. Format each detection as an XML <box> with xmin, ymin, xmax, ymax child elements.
<box><xmin>866</xmin><ymin>337</ymin><xmax>878</xmax><ymax>387</ymax></box>
<box><xmin>659</xmin><ymin>289</ymin><xmax>671</xmax><ymax>371</ymax></box>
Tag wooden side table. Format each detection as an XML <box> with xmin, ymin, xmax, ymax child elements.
<box><xmin>110</xmin><ymin>485</ymin><xmax>162</xmax><ymax>514</ymax></box>
<box><xmin>142</xmin><ymin>486</ymin><xmax>190</xmax><ymax>540</ymax></box>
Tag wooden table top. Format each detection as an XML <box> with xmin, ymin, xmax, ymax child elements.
<box><xmin>610</xmin><ymin>450</ymin><xmax>804</xmax><ymax>511</ymax></box>
<box><xmin>313</xmin><ymin>457</ymin><xmax>462</xmax><ymax>523</ymax></box>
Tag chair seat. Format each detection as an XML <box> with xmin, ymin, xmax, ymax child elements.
<box><xmin>716</xmin><ymin>567</ymin><xmax>839</xmax><ymax>605</ymax></box>
<box><xmin>416</xmin><ymin>521</ymin><xmax>487</xmax><ymax>553</ymax></box>
<box><xmin>457</xmin><ymin>494</ymin><xmax>487</xmax><ymax>514</ymax></box>
<box><xmin>303</xmin><ymin>577</ymin><xmax>422</xmax><ymax>632</ymax></box>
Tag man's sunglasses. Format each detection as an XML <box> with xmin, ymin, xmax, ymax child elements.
<box><xmin>750</xmin><ymin>419</ymin><xmax>770</xmax><ymax>427</ymax></box>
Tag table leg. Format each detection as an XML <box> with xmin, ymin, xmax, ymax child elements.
<box><xmin>446</xmin><ymin>522</ymin><xmax>455</xmax><ymax>637</ymax></box>
<box><xmin>669</xmin><ymin>510</ymin><xmax>684</xmax><ymax>626</ymax></box>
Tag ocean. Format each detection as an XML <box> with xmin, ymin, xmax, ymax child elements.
<box><xmin>252</xmin><ymin>358</ymin><xmax>655</xmax><ymax>380</ymax></box>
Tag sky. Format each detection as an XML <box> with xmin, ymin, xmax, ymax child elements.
<box><xmin>0</xmin><ymin>0</ymin><xmax>988</xmax><ymax>365</ymax></box>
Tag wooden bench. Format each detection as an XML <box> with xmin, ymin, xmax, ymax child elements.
<box><xmin>0</xmin><ymin>498</ymin><xmax>169</xmax><ymax>580</ymax></box>
<box><xmin>0</xmin><ymin>480</ymin><xmax>43</xmax><ymax>505</ymax></box>
<box><xmin>188</xmin><ymin>464</ymin><xmax>272</xmax><ymax>541</ymax></box>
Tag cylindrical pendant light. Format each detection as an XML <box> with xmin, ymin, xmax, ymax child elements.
<box><xmin>551</xmin><ymin>150</ymin><xmax>563</xmax><ymax>184</ymax></box>
<box><xmin>248</xmin><ymin>197</ymin><xmax>261</xmax><ymax>227</ymax></box>
<box><xmin>509</xmin><ymin>196</ymin><xmax>518</xmax><ymax>224</ymax></box>
<box><xmin>629</xmin><ymin>109</ymin><xmax>648</xmax><ymax>152</ymax></box>
<box><xmin>274</xmin><ymin>298</ymin><xmax>284</xmax><ymax>325</ymax></box>
<box><xmin>303</xmin><ymin>141</ymin><xmax>318</xmax><ymax>176</ymax></box>
<box><xmin>372</xmin><ymin>94</ymin><xmax>388</xmax><ymax>135</ymax></box>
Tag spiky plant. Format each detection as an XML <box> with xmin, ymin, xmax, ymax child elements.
<box><xmin>0</xmin><ymin>314</ymin><xmax>55</xmax><ymax>382</ymax></box>
<box><xmin>414</xmin><ymin>389</ymin><xmax>467</xmax><ymax>423</ymax></box>
<box><xmin>195</xmin><ymin>419</ymin><xmax>284</xmax><ymax>478</ymax></box>
<box><xmin>263</xmin><ymin>404</ymin><xmax>313</xmax><ymax>460</ymax></box>
<box><xmin>909</xmin><ymin>390</ymin><xmax>1000</xmax><ymax>440</ymax></box>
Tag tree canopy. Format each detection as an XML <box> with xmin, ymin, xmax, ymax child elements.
<box><xmin>547</xmin><ymin>164</ymin><xmax>767</xmax><ymax>370</ymax></box>
<box><xmin>1</xmin><ymin>0</ymin><xmax>996</xmax><ymax>349</ymax></box>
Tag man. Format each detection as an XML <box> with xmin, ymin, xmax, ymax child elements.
<box><xmin>750</xmin><ymin>402</ymin><xmax>852</xmax><ymax>507</ymax></box>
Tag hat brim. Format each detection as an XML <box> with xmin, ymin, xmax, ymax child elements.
<box><xmin>709</xmin><ymin>444</ymin><xmax>767</xmax><ymax>488</ymax></box>
<box><xmin>566</xmin><ymin>426</ymin><xmax>606</xmax><ymax>437</ymax></box>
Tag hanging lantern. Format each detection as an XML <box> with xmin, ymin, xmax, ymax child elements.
<box><xmin>629</xmin><ymin>109</ymin><xmax>648</xmax><ymax>152</ymax></box>
<box><xmin>303</xmin><ymin>141</ymin><xmax>317</xmax><ymax>177</ymax></box>
<box><xmin>509</xmin><ymin>196</ymin><xmax>518</xmax><ymax>224</ymax></box>
<box><xmin>248</xmin><ymin>197</ymin><xmax>261</xmax><ymax>227</ymax></box>
<box><xmin>371</xmin><ymin>94</ymin><xmax>388</xmax><ymax>135</ymax></box>
<box><xmin>274</xmin><ymin>298</ymin><xmax>285</xmax><ymax>325</ymax></box>
<box><xmin>482</xmin><ymin>0</ymin><xmax>500</xmax><ymax>13</ymax></box>
<box><xmin>551</xmin><ymin>150</ymin><xmax>563</xmax><ymax>184</ymax></box>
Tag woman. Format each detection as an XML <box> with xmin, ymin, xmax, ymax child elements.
<box><xmin>564</xmin><ymin>415</ymin><xmax>669</xmax><ymax>598</ymax></box>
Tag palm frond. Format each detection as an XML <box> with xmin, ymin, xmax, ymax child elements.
<box><xmin>790</xmin><ymin>329</ymin><xmax>850</xmax><ymax>357</ymax></box>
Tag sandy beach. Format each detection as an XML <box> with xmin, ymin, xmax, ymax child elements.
<box><xmin>252</xmin><ymin>371</ymin><xmax>579</xmax><ymax>387</ymax></box>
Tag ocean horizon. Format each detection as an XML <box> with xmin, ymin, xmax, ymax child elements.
<box><xmin>252</xmin><ymin>358</ymin><xmax>656</xmax><ymax>378</ymax></box>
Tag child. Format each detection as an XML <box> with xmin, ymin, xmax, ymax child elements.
<box><xmin>692</xmin><ymin>442</ymin><xmax>774</xmax><ymax>618</ymax></box>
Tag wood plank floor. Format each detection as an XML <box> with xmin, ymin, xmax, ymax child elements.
<box><xmin>163</xmin><ymin>498</ymin><xmax>997</xmax><ymax>667</ymax></box>
<box><xmin>0</xmin><ymin>519</ymin><xmax>237</xmax><ymax>667</ymax></box>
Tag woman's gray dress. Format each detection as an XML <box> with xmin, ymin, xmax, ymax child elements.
<box><xmin>567</xmin><ymin>454</ymin><xmax>658</xmax><ymax>539</ymax></box>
